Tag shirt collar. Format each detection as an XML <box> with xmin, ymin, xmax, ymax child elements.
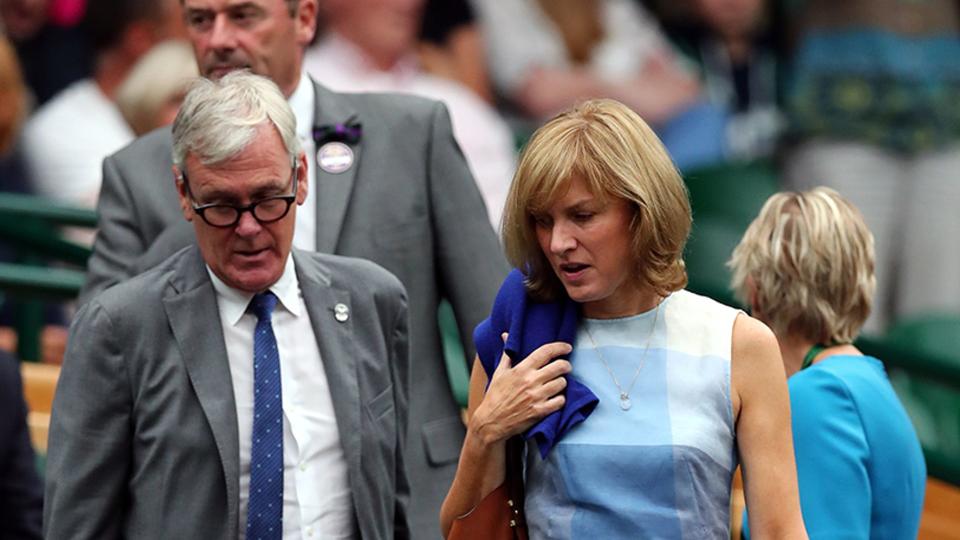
<box><xmin>288</xmin><ymin>71</ymin><xmax>315</xmax><ymax>140</ymax></box>
<box><xmin>207</xmin><ymin>254</ymin><xmax>302</xmax><ymax>326</ymax></box>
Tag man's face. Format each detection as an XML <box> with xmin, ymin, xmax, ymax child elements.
<box><xmin>181</xmin><ymin>0</ymin><xmax>317</xmax><ymax>96</ymax></box>
<box><xmin>176</xmin><ymin>123</ymin><xmax>308</xmax><ymax>293</ymax></box>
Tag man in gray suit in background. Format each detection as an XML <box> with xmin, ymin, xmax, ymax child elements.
<box><xmin>80</xmin><ymin>0</ymin><xmax>508</xmax><ymax>534</ymax></box>
<box><xmin>47</xmin><ymin>71</ymin><xmax>410</xmax><ymax>539</ymax></box>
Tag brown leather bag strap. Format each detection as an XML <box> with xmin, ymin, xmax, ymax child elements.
<box><xmin>447</xmin><ymin>436</ymin><xmax>529</xmax><ymax>540</ymax></box>
<box><xmin>504</xmin><ymin>435</ymin><xmax>527</xmax><ymax>533</ymax></box>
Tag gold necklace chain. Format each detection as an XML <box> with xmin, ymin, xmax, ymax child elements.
<box><xmin>583</xmin><ymin>302</ymin><xmax>661</xmax><ymax>411</ymax></box>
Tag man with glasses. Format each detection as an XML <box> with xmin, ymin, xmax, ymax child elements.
<box><xmin>45</xmin><ymin>71</ymin><xmax>411</xmax><ymax>539</ymax></box>
<box><xmin>79</xmin><ymin>0</ymin><xmax>507</xmax><ymax>534</ymax></box>
<box><xmin>180</xmin><ymin>160</ymin><xmax>299</xmax><ymax>228</ymax></box>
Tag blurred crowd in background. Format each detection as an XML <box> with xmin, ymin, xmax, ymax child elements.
<box><xmin>0</xmin><ymin>0</ymin><xmax>958</xmax><ymax>359</ymax></box>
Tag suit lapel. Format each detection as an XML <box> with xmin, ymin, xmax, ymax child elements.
<box><xmin>293</xmin><ymin>252</ymin><xmax>363</xmax><ymax>506</ymax></box>
<box><xmin>310</xmin><ymin>80</ymin><xmax>361</xmax><ymax>254</ymax></box>
<box><xmin>162</xmin><ymin>247</ymin><xmax>240</xmax><ymax>539</ymax></box>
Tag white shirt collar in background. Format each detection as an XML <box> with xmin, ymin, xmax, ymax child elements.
<box><xmin>287</xmin><ymin>72</ymin><xmax>317</xmax><ymax>252</ymax></box>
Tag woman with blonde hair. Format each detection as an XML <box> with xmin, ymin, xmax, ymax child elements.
<box><xmin>440</xmin><ymin>98</ymin><xmax>807</xmax><ymax>538</ymax></box>
<box><xmin>730</xmin><ymin>187</ymin><xmax>926</xmax><ymax>538</ymax></box>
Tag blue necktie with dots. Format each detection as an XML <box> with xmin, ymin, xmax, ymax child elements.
<box><xmin>247</xmin><ymin>291</ymin><xmax>283</xmax><ymax>540</ymax></box>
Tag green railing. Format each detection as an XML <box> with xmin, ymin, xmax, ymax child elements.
<box><xmin>857</xmin><ymin>335</ymin><xmax>960</xmax><ymax>486</ymax></box>
<box><xmin>0</xmin><ymin>192</ymin><xmax>98</xmax><ymax>227</ymax></box>
<box><xmin>0</xmin><ymin>193</ymin><xmax>95</xmax><ymax>360</ymax></box>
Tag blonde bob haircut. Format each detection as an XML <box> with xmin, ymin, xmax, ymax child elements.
<box><xmin>501</xmin><ymin>98</ymin><xmax>691</xmax><ymax>301</ymax></box>
<box><xmin>728</xmin><ymin>187</ymin><xmax>876</xmax><ymax>344</ymax></box>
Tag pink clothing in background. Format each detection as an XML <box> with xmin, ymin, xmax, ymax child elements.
<box><xmin>304</xmin><ymin>34</ymin><xmax>517</xmax><ymax>229</ymax></box>
<box><xmin>48</xmin><ymin>0</ymin><xmax>85</xmax><ymax>27</ymax></box>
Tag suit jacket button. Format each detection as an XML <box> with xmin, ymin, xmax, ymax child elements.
<box><xmin>334</xmin><ymin>303</ymin><xmax>349</xmax><ymax>322</ymax></box>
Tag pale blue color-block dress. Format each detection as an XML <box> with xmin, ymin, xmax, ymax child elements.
<box><xmin>524</xmin><ymin>290</ymin><xmax>741</xmax><ymax>539</ymax></box>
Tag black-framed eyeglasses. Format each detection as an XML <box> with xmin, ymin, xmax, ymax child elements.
<box><xmin>181</xmin><ymin>163</ymin><xmax>298</xmax><ymax>228</ymax></box>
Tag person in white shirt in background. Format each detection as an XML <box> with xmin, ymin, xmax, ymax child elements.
<box><xmin>21</xmin><ymin>0</ymin><xmax>184</xmax><ymax>211</ymax></box>
<box><xmin>304</xmin><ymin>0</ymin><xmax>516</xmax><ymax>229</ymax></box>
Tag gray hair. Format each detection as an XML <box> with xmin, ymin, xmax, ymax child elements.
<box><xmin>171</xmin><ymin>70</ymin><xmax>301</xmax><ymax>169</ymax></box>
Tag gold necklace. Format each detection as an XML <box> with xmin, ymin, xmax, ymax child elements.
<box><xmin>583</xmin><ymin>302</ymin><xmax>660</xmax><ymax>411</ymax></box>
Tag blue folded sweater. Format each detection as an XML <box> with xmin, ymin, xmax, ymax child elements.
<box><xmin>473</xmin><ymin>269</ymin><xmax>599</xmax><ymax>458</ymax></box>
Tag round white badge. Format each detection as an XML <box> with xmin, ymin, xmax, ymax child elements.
<box><xmin>317</xmin><ymin>142</ymin><xmax>354</xmax><ymax>174</ymax></box>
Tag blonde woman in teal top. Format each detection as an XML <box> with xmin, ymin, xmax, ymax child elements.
<box><xmin>730</xmin><ymin>187</ymin><xmax>927</xmax><ymax>539</ymax></box>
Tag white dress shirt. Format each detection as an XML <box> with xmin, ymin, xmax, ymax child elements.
<box><xmin>208</xmin><ymin>256</ymin><xmax>355</xmax><ymax>539</ymax></box>
<box><xmin>288</xmin><ymin>73</ymin><xmax>318</xmax><ymax>252</ymax></box>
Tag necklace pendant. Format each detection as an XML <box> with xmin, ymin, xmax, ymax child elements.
<box><xmin>619</xmin><ymin>393</ymin><xmax>632</xmax><ymax>411</ymax></box>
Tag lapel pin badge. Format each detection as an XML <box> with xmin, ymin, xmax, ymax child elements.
<box><xmin>313</xmin><ymin>122</ymin><xmax>361</xmax><ymax>175</ymax></box>
<box><xmin>317</xmin><ymin>142</ymin><xmax>354</xmax><ymax>174</ymax></box>
<box><xmin>334</xmin><ymin>303</ymin><xmax>350</xmax><ymax>322</ymax></box>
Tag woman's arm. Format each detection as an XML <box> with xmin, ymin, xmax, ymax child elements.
<box><xmin>439</xmin><ymin>340</ymin><xmax>571</xmax><ymax>537</ymax></box>
<box><xmin>513</xmin><ymin>48</ymin><xmax>700</xmax><ymax>122</ymax></box>
<box><xmin>731</xmin><ymin>314</ymin><xmax>808</xmax><ymax>539</ymax></box>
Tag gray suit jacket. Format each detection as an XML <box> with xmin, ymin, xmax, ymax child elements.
<box><xmin>81</xmin><ymin>80</ymin><xmax>509</xmax><ymax>535</ymax></box>
<box><xmin>46</xmin><ymin>247</ymin><xmax>410</xmax><ymax>539</ymax></box>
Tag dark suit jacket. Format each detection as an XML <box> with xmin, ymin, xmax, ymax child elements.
<box><xmin>80</xmin><ymin>79</ymin><xmax>508</xmax><ymax>535</ymax></box>
<box><xmin>45</xmin><ymin>247</ymin><xmax>410</xmax><ymax>539</ymax></box>
<box><xmin>0</xmin><ymin>352</ymin><xmax>43</xmax><ymax>540</ymax></box>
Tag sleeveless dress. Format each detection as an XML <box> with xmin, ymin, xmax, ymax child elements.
<box><xmin>524</xmin><ymin>290</ymin><xmax>741</xmax><ymax>539</ymax></box>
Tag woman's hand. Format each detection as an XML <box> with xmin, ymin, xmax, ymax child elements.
<box><xmin>469</xmin><ymin>335</ymin><xmax>572</xmax><ymax>446</ymax></box>
<box><xmin>441</xmin><ymin>340</ymin><xmax>572</xmax><ymax>535</ymax></box>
